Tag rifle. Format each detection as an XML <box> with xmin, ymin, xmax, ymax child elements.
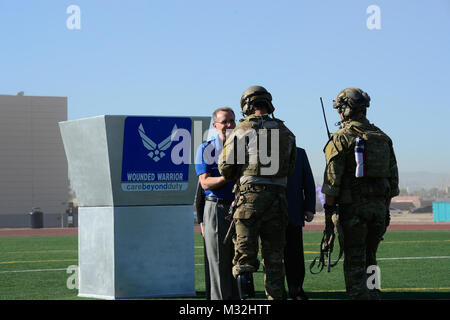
<box><xmin>309</xmin><ymin>209</ymin><xmax>342</xmax><ymax>274</ymax></box>
<box><xmin>320</xmin><ymin>97</ymin><xmax>339</xmax><ymax>152</ymax></box>
<box><xmin>326</xmin><ymin>230</ymin><xmax>335</xmax><ymax>273</ymax></box>
<box><xmin>309</xmin><ymin>101</ymin><xmax>343</xmax><ymax>274</ymax></box>
<box><xmin>309</xmin><ymin>218</ymin><xmax>334</xmax><ymax>274</ymax></box>
<box><xmin>320</xmin><ymin>97</ymin><xmax>332</xmax><ymax>139</ymax></box>
<box><xmin>223</xmin><ymin>182</ymin><xmax>241</xmax><ymax>245</ymax></box>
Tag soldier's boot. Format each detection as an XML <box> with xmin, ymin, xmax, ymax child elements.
<box><xmin>347</xmin><ymin>290</ymin><xmax>370</xmax><ymax>300</ymax></box>
<box><xmin>236</xmin><ymin>272</ymin><xmax>255</xmax><ymax>300</ymax></box>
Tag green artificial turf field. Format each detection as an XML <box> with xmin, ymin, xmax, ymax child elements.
<box><xmin>0</xmin><ymin>230</ymin><xmax>449</xmax><ymax>300</ymax></box>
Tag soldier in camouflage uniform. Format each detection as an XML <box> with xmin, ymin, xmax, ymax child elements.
<box><xmin>219</xmin><ymin>86</ymin><xmax>296</xmax><ymax>300</ymax></box>
<box><xmin>321</xmin><ymin>88</ymin><xmax>399</xmax><ymax>300</ymax></box>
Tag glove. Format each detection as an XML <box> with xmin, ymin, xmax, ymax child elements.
<box><xmin>304</xmin><ymin>211</ymin><xmax>314</xmax><ymax>223</ymax></box>
<box><xmin>323</xmin><ymin>203</ymin><xmax>337</xmax><ymax>235</ymax></box>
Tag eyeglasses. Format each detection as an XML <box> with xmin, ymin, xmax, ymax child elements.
<box><xmin>215</xmin><ymin>119</ymin><xmax>235</xmax><ymax>125</ymax></box>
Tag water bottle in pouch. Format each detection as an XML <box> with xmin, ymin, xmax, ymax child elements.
<box><xmin>355</xmin><ymin>136</ymin><xmax>365</xmax><ymax>178</ymax></box>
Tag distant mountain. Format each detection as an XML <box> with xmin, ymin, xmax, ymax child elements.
<box><xmin>313</xmin><ymin>171</ymin><xmax>450</xmax><ymax>191</ymax></box>
<box><xmin>399</xmin><ymin>171</ymin><xmax>450</xmax><ymax>190</ymax></box>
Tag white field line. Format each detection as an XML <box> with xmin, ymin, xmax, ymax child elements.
<box><xmin>194</xmin><ymin>255</ymin><xmax>450</xmax><ymax>266</ymax></box>
<box><xmin>0</xmin><ymin>268</ymin><xmax>67</xmax><ymax>274</ymax></box>
<box><xmin>0</xmin><ymin>256</ymin><xmax>448</xmax><ymax>273</ymax></box>
<box><xmin>377</xmin><ymin>256</ymin><xmax>450</xmax><ymax>261</ymax></box>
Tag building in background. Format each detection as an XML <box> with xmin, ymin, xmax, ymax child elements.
<box><xmin>390</xmin><ymin>196</ymin><xmax>422</xmax><ymax>211</ymax></box>
<box><xmin>0</xmin><ymin>93</ymin><xmax>70</xmax><ymax>228</ymax></box>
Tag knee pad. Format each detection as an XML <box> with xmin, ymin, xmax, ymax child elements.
<box><xmin>236</xmin><ymin>272</ymin><xmax>255</xmax><ymax>300</ymax></box>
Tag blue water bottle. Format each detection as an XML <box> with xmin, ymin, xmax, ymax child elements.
<box><xmin>355</xmin><ymin>136</ymin><xmax>365</xmax><ymax>178</ymax></box>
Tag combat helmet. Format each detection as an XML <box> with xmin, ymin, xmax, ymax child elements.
<box><xmin>240</xmin><ymin>86</ymin><xmax>275</xmax><ymax>116</ymax></box>
<box><xmin>333</xmin><ymin>87</ymin><xmax>371</xmax><ymax>119</ymax></box>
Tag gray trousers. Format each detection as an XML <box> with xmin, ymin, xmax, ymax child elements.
<box><xmin>204</xmin><ymin>200</ymin><xmax>238</xmax><ymax>300</ymax></box>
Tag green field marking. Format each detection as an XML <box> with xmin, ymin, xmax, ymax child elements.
<box><xmin>194</xmin><ymin>255</ymin><xmax>450</xmax><ymax>265</ymax></box>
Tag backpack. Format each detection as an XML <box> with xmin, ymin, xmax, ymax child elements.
<box><xmin>349</xmin><ymin>125</ymin><xmax>392</xmax><ymax>179</ymax></box>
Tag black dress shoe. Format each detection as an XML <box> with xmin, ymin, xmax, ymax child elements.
<box><xmin>293</xmin><ymin>290</ymin><xmax>309</xmax><ymax>300</ymax></box>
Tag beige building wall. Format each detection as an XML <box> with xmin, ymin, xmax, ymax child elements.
<box><xmin>0</xmin><ymin>94</ymin><xmax>69</xmax><ymax>228</ymax></box>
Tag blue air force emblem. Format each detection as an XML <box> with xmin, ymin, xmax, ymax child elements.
<box><xmin>138</xmin><ymin>123</ymin><xmax>178</xmax><ymax>162</ymax></box>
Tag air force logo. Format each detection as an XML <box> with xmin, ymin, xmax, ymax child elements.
<box><xmin>121</xmin><ymin>116</ymin><xmax>191</xmax><ymax>192</ymax></box>
<box><xmin>138</xmin><ymin>123</ymin><xmax>178</xmax><ymax>162</ymax></box>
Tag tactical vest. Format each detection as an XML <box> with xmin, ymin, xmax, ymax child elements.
<box><xmin>238</xmin><ymin>116</ymin><xmax>295</xmax><ymax>178</ymax></box>
<box><xmin>339</xmin><ymin>124</ymin><xmax>392</xmax><ymax>203</ymax></box>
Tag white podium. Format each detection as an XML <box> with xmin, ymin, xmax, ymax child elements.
<box><xmin>59</xmin><ymin>115</ymin><xmax>210</xmax><ymax>299</ymax></box>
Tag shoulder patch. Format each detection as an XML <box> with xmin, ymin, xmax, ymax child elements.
<box><xmin>323</xmin><ymin>138</ymin><xmax>337</xmax><ymax>155</ymax></box>
<box><xmin>323</xmin><ymin>134</ymin><xmax>342</xmax><ymax>163</ymax></box>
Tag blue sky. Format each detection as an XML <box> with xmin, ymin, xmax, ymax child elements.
<box><xmin>0</xmin><ymin>0</ymin><xmax>449</xmax><ymax>179</ymax></box>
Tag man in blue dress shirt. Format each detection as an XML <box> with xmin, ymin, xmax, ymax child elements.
<box><xmin>285</xmin><ymin>147</ymin><xmax>316</xmax><ymax>300</ymax></box>
<box><xmin>195</xmin><ymin>107</ymin><xmax>239</xmax><ymax>300</ymax></box>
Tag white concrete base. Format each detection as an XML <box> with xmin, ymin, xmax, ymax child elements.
<box><xmin>78</xmin><ymin>205</ymin><xmax>196</xmax><ymax>299</ymax></box>
<box><xmin>78</xmin><ymin>293</ymin><xmax>115</xmax><ymax>300</ymax></box>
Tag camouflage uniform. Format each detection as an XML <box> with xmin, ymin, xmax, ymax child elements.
<box><xmin>322</xmin><ymin>105</ymin><xmax>399</xmax><ymax>299</ymax></box>
<box><xmin>219</xmin><ymin>110</ymin><xmax>296</xmax><ymax>300</ymax></box>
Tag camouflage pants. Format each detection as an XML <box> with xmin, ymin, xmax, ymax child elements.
<box><xmin>339</xmin><ymin>199</ymin><xmax>388</xmax><ymax>300</ymax></box>
<box><xmin>232</xmin><ymin>186</ymin><xmax>288</xmax><ymax>300</ymax></box>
